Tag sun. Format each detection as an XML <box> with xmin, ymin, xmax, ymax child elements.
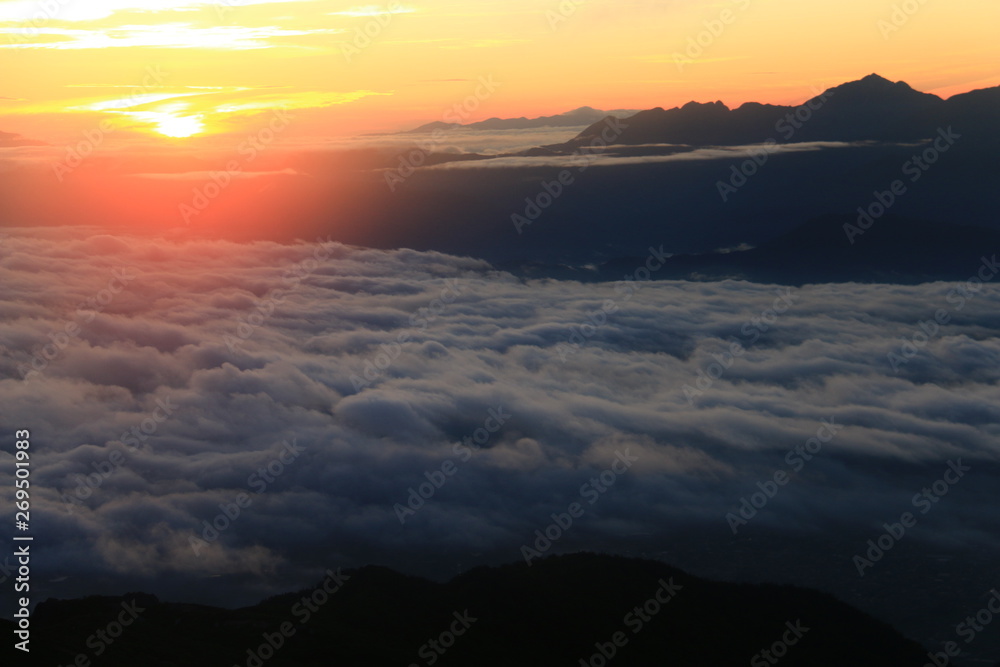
<box><xmin>154</xmin><ymin>113</ymin><xmax>205</xmax><ymax>138</ymax></box>
<box><xmin>116</xmin><ymin>103</ymin><xmax>208</xmax><ymax>138</ymax></box>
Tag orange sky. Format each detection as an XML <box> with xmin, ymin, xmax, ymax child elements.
<box><xmin>1</xmin><ymin>0</ymin><xmax>999</xmax><ymax>146</ymax></box>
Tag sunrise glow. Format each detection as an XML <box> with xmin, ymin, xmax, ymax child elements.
<box><xmin>147</xmin><ymin>110</ymin><xmax>205</xmax><ymax>138</ymax></box>
<box><xmin>1</xmin><ymin>0</ymin><xmax>998</xmax><ymax>146</ymax></box>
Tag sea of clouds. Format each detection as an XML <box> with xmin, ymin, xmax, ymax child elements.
<box><xmin>0</xmin><ymin>228</ymin><xmax>998</xmax><ymax>625</ymax></box>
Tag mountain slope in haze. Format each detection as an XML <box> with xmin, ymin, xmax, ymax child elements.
<box><xmin>1</xmin><ymin>553</ymin><xmax>933</xmax><ymax>666</ymax></box>
<box><xmin>593</xmin><ymin>215</ymin><xmax>1000</xmax><ymax>285</ymax></box>
<box><xmin>404</xmin><ymin>106</ymin><xmax>639</xmax><ymax>133</ymax></box>
<box><xmin>569</xmin><ymin>74</ymin><xmax>996</xmax><ymax>147</ymax></box>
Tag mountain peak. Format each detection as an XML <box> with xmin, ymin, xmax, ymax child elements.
<box><xmin>835</xmin><ymin>73</ymin><xmax>927</xmax><ymax>97</ymax></box>
<box><xmin>680</xmin><ymin>100</ymin><xmax>729</xmax><ymax>112</ymax></box>
<box><xmin>861</xmin><ymin>73</ymin><xmax>894</xmax><ymax>84</ymax></box>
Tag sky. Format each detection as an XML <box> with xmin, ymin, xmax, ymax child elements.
<box><xmin>1</xmin><ymin>0</ymin><xmax>1000</xmax><ymax>145</ymax></box>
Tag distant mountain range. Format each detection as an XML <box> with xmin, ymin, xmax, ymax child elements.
<box><xmin>391</xmin><ymin>74</ymin><xmax>999</xmax><ymax>168</ymax></box>
<box><xmin>403</xmin><ymin>106</ymin><xmax>639</xmax><ymax>133</ymax></box>
<box><xmin>567</xmin><ymin>74</ymin><xmax>999</xmax><ymax>148</ymax></box>
<box><xmin>355</xmin><ymin>74</ymin><xmax>1000</xmax><ymax>272</ymax></box>
<box><xmin>1</xmin><ymin>553</ymin><xmax>936</xmax><ymax>666</ymax></box>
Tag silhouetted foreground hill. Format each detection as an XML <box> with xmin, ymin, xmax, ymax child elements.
<box><xmin>2</xmin><ymin>553</ymin><xmax>933</xmax><ymax>666</ymax></box>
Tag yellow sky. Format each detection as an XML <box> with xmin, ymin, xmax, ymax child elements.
<box><xmin>1</xmin><ymin>0</ymin><xmax>998</xmax><ymax>144</ymax></box>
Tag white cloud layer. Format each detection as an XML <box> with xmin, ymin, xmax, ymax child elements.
<box><xmin>0</xmin><ymin>228</ymin><xmax>998</xmax><ymax>607</ymax></box>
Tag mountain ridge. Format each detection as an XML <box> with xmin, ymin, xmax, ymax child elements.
<box><xmin>401</xmin><ymin>106</ymin><xmax>640</xmax><ymax>133</ymax></box>
<box><xmin>567</xmin><ymin>74</ymin><xmax>997</xmax><ymax>147</ymax></box>
<box><xmin>1</xmin><ymin>553</ymin><xmax>937</xmax><ymax>666</ymax></box>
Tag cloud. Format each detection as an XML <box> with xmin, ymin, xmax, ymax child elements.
<box><xmin>0</xmin><ymin>228</ymin><xmax>998</xmax><ymax>610</ymax></box>
<box><xmin>0</xmin><ymin>24</ymin><xmax>345</xmax><ymax>50</ymax></box>
<box><xmin>328</xmin><ymin>5</ymin><xmax>417</xmax><ymax>17</ymax></box>
<box><xmin>422</xmin><ymin>141</ymin><xmax>864</xmax><ymax>170</ymax></box>
<box><xmin>334</xmin><ymin>126</ymin><xmax>588</xmax><ymax>154</ymax></box>
<box><xmin>0</xmin><ymin>0</ymin><xmax>303</xmax><ymax>23</ymax></box>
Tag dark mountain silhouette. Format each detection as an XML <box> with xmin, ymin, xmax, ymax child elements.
<box><xmin>788</xmin><ymin>74</ymin><xmax>944</xmax><ymax>142</ymax></box>
<box><xmin>404</xmin><ymin>106</ymin><xmax>638</xmax><ymax>133</ymax></box>
<box><xmin>1</xmin><ymin>553</ymin><xmax>934</xmax><ymax>666</ymax></box>
<box><xmin>590</xmin><ymin>215</ymin><xmax>1000</xmax><ymax>285</ymax></box>
<box><xmin>567</xmin><ymin>74</ymin><xmax>995</xmax><ymax>147</ymax></box>
<box><xmin>939</xmin><ymin>85</ymin><xmax>1000</xmax><ymax>146</ymax></box>
<box><xmin>574</xmin><ymin>99</ymin><xmax>780</xmax><ymax>146</ymax></box>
